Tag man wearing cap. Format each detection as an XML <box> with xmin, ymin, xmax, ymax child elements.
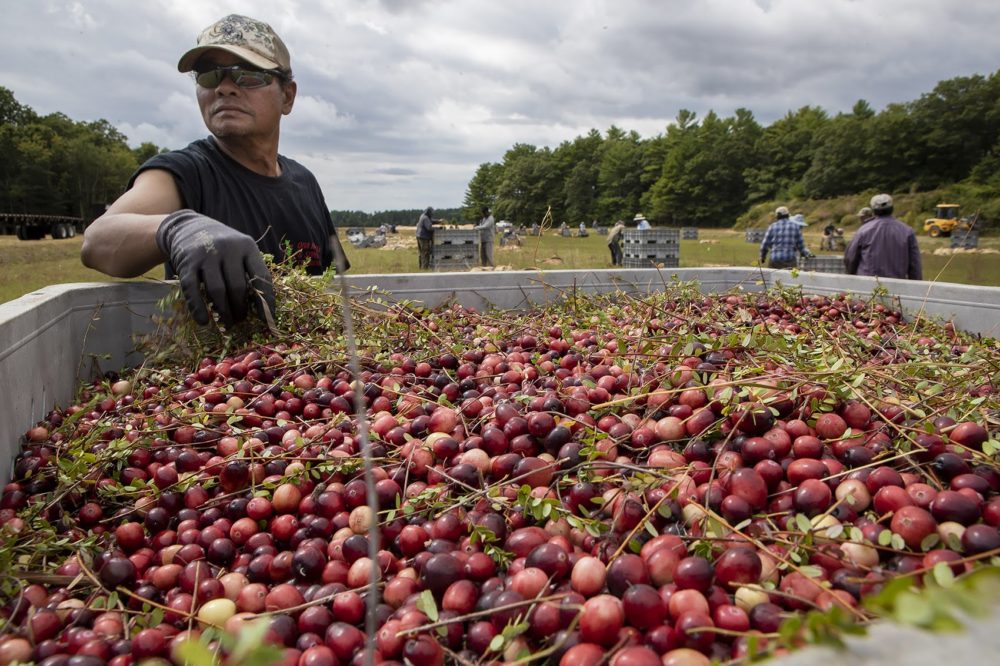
<box><xmin>857</xmin><ymin>207</ymin><xmax>874</xmax><ymax>224</ymax></box>
<box><xmin>845</xmin><ymin>194</ymin><xmax>922</xmax><ymax>280</ymax></box>
<box><xmin>416</xmin><ymin>207</ymin><xmax>441</xmax><ymax>269</ymax></box>
<box><xmin>81</xmin><ymin>14</ymin><xmax>347</xmax><ymax>327</ymax></box>
<box><xmin>759</xmin><ymin>206</ymin><xmax>813</xmax><ymax>269</ymax></box>
<box><xmin>473</xmin><ymin>207</ymin><xmax>496</xmax><ymax>267</ymax></box>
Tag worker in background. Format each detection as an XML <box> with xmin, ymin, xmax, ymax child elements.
<box><xmin>607</xmin><ymin>219</ymin><xmax>625</xmax><ymax>266</ymax></box>
<box><xmin>845</xmin><ymin>194</ymin><xmax>922</xmax><ymax>280</ymax></box>
<box><xmin>759</xmin><ymin>206</ymin><xmax>813</xmax><ymax>269</ymax></box>
<box><xmin>634</xmin><ymin>213</ymin><xmax>651</xmax><ymax>230</ymax></box>
<box><xmin>416</xmin><ymin>207</ymin><xmax>441</xmax><ymax>269</ymax></box>
<box><xmin>857</xmin><ymin>206</ymin><xmax>874</xmax><ymax>224</ymax></box>
<box><xmin>81</xmin><ymin>14</ymin><xmax>348</xmax><ymax>327</ymax></box>
<box><xmin>473</xmin><ymin>206</ymin><xmax>496</xmax><ymax>267</ymax></box>
<box><xmin>578</xmin><ymin>221</ymin><xmax>589</xmax><ymax>237</ymax></box>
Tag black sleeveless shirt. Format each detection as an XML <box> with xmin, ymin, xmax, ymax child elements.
<box><xmin>131</xmin><ymin>137</ymin><xmax>336</xmax><ymax>274</ymax></box>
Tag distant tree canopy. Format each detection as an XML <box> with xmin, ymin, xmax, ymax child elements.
<box><xmin>0</xmin><ymin>87</ymin><xmax>166</xmax><ymax>219</ymax></box>
<box><xmin>463</xmin><ymin>71</ymin><xmax>1000</xmax><ymax>228</ymax></box>
<box><xmin>330</xmin><ymin>208</ymin><xmax>464</xmax><ymax>228</ymax></box>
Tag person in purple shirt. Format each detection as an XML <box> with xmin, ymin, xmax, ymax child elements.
<box><xmin>844</xmin><ymin>194</ymin><xmax>922</xmax><ymax>280</ymax></box>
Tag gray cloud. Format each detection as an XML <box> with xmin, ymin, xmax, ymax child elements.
<box><xmin>3</xmin><ymin>0</ymin><xmax>999</xmax><ymax>211</ymax></box>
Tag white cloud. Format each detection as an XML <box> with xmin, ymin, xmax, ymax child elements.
<box><xmin>3</xmin><ymin>0</ymin><xmax>1000</xmax><ymax>210</ymax></box>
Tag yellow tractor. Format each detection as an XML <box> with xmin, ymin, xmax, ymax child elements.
<box><xmin>923</xmin><ymin>203</ymin><xmax>973</xmax><ymax>237</ymax></box>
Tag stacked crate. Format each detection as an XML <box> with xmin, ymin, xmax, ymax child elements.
<box><xmin>799</xmin><ymin>255</ymin><xmax>846</xmax><ymax>273</ymax></box>
<box><xmin>681</xmin><ymin>227</ymin><xmax>699</xmax><ymax>240</ymax></box>
<box><xmin>950</xmin><ymin>229</ymin><xmax>979</xmax><ymax>249</ymax></box>
<box><xmin>622</xmin><ymin>229</ymin><xmax>680</xmax><ymax>269</ymax></box>
<box><xmin>432</xmin><ymin>230</ymin><xmax>479</xmax><ymax>270</ymax></box>
<box><xmin>745</xmin><ymin>229</ymin><xmax>766</xmax><ymax>243</ymax></box>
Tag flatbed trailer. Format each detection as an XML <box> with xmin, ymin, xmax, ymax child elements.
<box><xmin>0</xmin><ymin>212</ymin><xmax>85</xmax><ymax>239</ymax></box>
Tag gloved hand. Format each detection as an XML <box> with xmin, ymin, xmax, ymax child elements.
<box><xmin>156</xmin><ymin>210</ymin><xmax>275</xmax><ymax>327</ymax></box>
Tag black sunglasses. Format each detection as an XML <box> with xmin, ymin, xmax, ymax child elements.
<box><xmin>194</xmin><ymin>65</ymin><xmax>283</xmax><ymax>89</ymax></box>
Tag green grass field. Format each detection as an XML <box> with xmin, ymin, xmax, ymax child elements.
<box><xmin>2</xmin><ymin>227</ymin><xmax>998</xmax><ymax>305</ymax></box>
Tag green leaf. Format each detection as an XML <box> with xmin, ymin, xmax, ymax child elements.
<box><xmin>416</xmin><ymin>589</ymin><xmax>439</xmax><ymax>622</ymax></box>
<box><xmin>894</xmin><ymin>591</ymin><xmax>934</xmax><ymax>625</ymax></box>
<box><xmin>878</xmin><ymin>529</ymin><xmax>893</xmax><ymax>546</ymax></box>
<box><xmin>174</xmin><ymin>638</ymin><xmax>217</xmax><ymax>666</ymax></box>
<box><xmin>920</xmin><ymin>533</ymin><xmax>940</xmax><ymax>552</ymax></box>
<box><xmin>932</xmin><ymin>562</ymin><xmax>955</xmax><ymax>588</ymax></box>
<box><xmin>795</xmin><ymin>513</ymin><xmax>812</xmax><ymax>533</ymax></box>
<box><xmin>488</xmin><ymin>634</ymin><xmax>506</xmax><ymax>652</ymax></box>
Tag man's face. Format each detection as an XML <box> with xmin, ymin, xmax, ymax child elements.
<box><xmin>194</xmin><ymin>52</ymin><xmax>296</xmax><ymax>140</ymax></box>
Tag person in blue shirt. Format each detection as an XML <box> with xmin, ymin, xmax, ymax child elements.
<box><xmin>759</xmin><ymin>206</ymin><xmax>813</xmax><ymax>269</ymax></box>
<box><xmin>634</xmin><ymin>213</ymin><xmax>651</xmax><ymax>230</ymax></box>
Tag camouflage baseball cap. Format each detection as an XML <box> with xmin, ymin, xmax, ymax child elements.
<box><xmin>177</xmin><ymin>15</ymin><xmax>292</xmax><ymax>75</ymax></box>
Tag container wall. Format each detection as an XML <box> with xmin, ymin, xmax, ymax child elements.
<box><xmin>339</xmin><ymin>268</ymin><xmax>1000</xmax><ymax>338</ymax></box>
<box><xmin>0</xmin><ymin>282</ymin><xmax>172</xmax><ymax>482</ymax></box>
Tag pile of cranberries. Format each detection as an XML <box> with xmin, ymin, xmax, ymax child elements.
<box><xmin>0</xmin><ymin>288</ymin><xmax>996</xmax><ymax>666</ymax></box>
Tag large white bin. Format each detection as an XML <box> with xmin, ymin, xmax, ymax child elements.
<box><xmin>0</xmin><ymin>268</ymin><xmax>999</xmax><ymax>662</ymax></box>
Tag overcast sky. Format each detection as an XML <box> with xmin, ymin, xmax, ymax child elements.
<box><xmin>3</xmin><ymin>0</ymin><xmax>1000</xmax><ymax>212</ymax></box>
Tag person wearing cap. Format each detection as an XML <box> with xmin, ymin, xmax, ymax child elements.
<box><xmin>415</xmin><ymin>207</ymin><xmax>442</xmax><ymax>269</ymax></box>
<box><xmin>845</xmin><ymin>194</ymin><xmax>922</xmax><ymax>280</ymax></box>
<box><xmin>759</xmin><ymin>206</ymin><xmax>813</xmax><ymax>269</ymax></box>
<box><xmin>473</xmin><ymin>206</ymin><xmax>496</xmax><ymax>266</ymax></box>
<box><xmin>857</xmin><ymin>207</ymin><xmax>874</xmax><ymax>224</ymax></box>
<box><xmin>634</xmin><ymin>213</ymin><xmax>651</xmax><ymax>230</ymax></box>
<box><xmin>81</xmin><ymin>14</ymin><xmax>348</xmax><ymax>327</ymax></box>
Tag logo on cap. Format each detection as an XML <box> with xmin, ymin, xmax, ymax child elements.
<box><xmin>177</xmin><ymin>14</ymin><xmax>292</xmax><ymax>76</ymax></box>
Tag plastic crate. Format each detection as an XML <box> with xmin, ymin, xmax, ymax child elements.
<box><xmin>745</xmin><ymin>229</ymin><xmax>766</xmax><ymax>243</ymax></box>
<box><xmin>431</xmin><ymin>245</ymin><xmax>479</xmax><ymax>270</ymax></box>
<box><xmin>623</xmin><ymin>229</ymin><xmax>680</xmax><ymax>246</ymax></box>
<box><xmin>800</xmin><ymin>254</ymin><xmax>846</xmax><ymax>273</ymax></box>
<box><xmin>681</xmin><ymin>227</ymin><xmax>699</xmax><ymax>240</ymax></box>
<box><xmin>433</xmin><ymin>230</ymin><xmax>479</xmax><ymax>246</ymax></box>
<box><xmin>951</xmin><ymin>230</ymin><xmax>979</xmax><ymax>249</ymax></box>
<box><xmin>622</xmin><ymin>256</ymin><xmax>680</xmax><ymax>269</ymax></box>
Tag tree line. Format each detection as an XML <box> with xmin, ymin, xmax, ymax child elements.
<box><xmin>0</xmin><ymin>87</ymin><xmax>164</xmax><ymax>220</ymax></box>
<box><xmin>330</xmin><ymin>208</ymin><xmax>463</xmax><ymax>228</ymax></box>
<box><xmin>461</xmin><ymin>71</ymin><xmax>1000</xmax><ymax>229</ymax></box>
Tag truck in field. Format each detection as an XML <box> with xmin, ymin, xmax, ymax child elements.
<box><xmin>0</xmin><ymin>213</ymin><xmax>86</xmax><ymax>240</ymax></box>
<box><xmin>923</xmin><ymin>203</ymin><xmax>974</xmax><ymax>237</ymax></box>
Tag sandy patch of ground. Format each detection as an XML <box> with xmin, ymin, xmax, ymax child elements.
<box><xmin>932</xmin><ymin>247</ymin><xmax>998</xmax><ymax>255</ymax></box>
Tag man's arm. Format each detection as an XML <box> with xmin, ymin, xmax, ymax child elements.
<box><xmin>81</xmin><ymin>169</ymin><xmax>183</xmax><ymax>277</ymax></box>
<box><xmin>843</xmin><ymin>237</ymin><xmax>860</xmax><ymax>274</ymax></box>
<box><xmin>797</xmin><ymin>230</ymin><xmax>813</xmax><ymax>258</ymax></box>
<box><xmin>908</xmin><ymin>233</ymin><xmax>923</xmax><ymax>280</ymax></box>
<box><xmin>759</xmin><ymin>228</ymin><xmax>773</xmax><ymax>263</ymax></box>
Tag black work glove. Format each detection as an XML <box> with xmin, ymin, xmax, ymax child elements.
<box><xmin>156</xmin><ymin>210</ymin><xmax>275</xmax><ymax>327</ymax></box>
